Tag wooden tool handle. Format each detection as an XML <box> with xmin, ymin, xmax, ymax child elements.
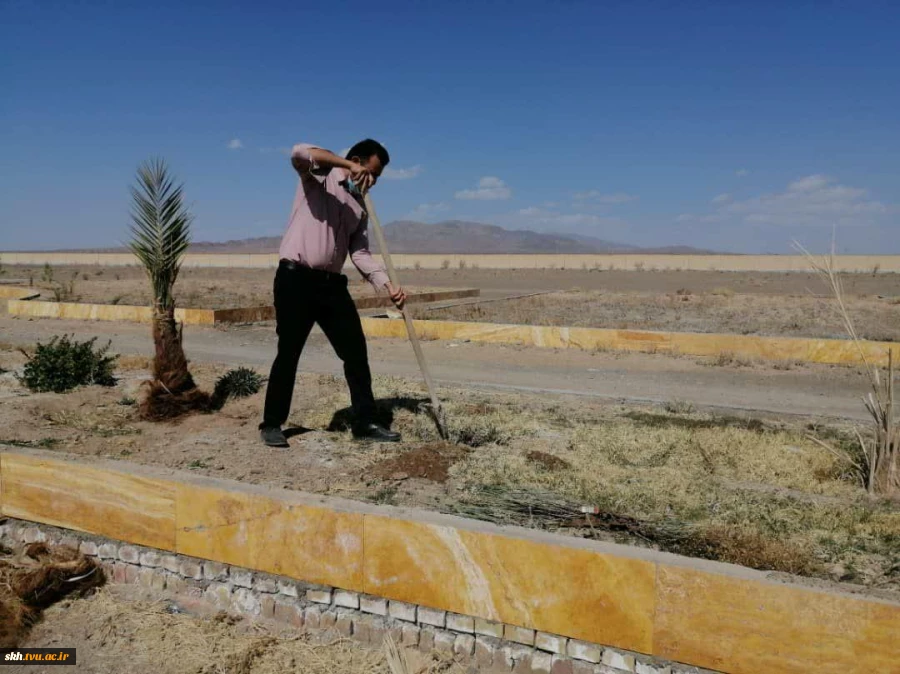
<box><xmin>363</xmin><ymin>193</ymin><xmax>448</xmax><ymax>439</ymax></box>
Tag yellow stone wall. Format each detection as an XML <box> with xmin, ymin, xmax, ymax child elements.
<box><xmin>2</xmin><ymin>252</ymin><xmax>900</xmax><ymax>272</ymax></box>
<box><xmin>360</xmin><ymin>317</ymin><xmax>900</xmax><ymax>367</ymax></box>
<box><xmin>0</xmin><ymin>447</ymin><xmax>897</xmax><ymax>674</ymax></box>
<box><xmin>5</xmin><ymin>289</ymin><xmax>479</xmax><ymax>325</ymax></box>
<box><xmin>0</xmin><ymin>287</ymin><xmax>39</xmax><ymax>300</ymax></box>
<box><xmin>6</xmin><ymin>299</ymin><xmax>215</xmax><ymax>324</ymax></box>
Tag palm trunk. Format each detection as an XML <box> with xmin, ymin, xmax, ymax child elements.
<box><xmin>152</xmin><ymin>306</ymin><xmax>196</xmax><ymax>394</ymax></box>
<box><xmin>139</xmin><ymin>303</ymin><xmax>210</xmax><ymax>420</ymax></box>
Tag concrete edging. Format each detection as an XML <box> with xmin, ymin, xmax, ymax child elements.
<box><xmin>5</xmin><ymin>289</ymin><xmax>480</xmax><ymax>325</ymax></box>
<box><xmin>0</xmin><ymin>286</ymin><xmax>40</xmax><ymax>300</ymax></box>
<box><xmin>1</xmin><ymin>518</ymin><xmax>693</xmax><ymax>674</ymax></box>
<box><xmin>0</xmin><ymin>447</ymin><xmax>896</xmax><ymax>674</ymax></box>
<box><xmin>359</xmin><ymin>317</ymin><xmax>900</xmax><ymax>367</ymax></box>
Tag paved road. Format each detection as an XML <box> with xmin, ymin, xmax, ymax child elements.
<box><xmin>0</xmin><ymin>315</ymin><xmax>872</xmax><ymax>422</ymax></box>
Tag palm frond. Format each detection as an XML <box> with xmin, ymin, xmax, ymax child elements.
<box><xmin>127</xmin><ymin>158</ymin><xmax>193</xmax><ymax>312</ymax></box>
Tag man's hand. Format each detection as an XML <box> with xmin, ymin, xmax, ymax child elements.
<box><xmin>348</xmin><ymin>163</ymin><xmax>374</xmax><ymax>194</ymax></box>
<box><xmin>385</xmin><ymin>282</ymin><xmax>407</xmax><ymax>310</ymax></box>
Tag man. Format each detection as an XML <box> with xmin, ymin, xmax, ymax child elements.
<box><xmin>259</xmin><ymin>139</ymin><xmax>407</xmax><ymax>448</ymax></box>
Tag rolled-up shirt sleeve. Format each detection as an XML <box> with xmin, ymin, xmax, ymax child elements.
<box><xmin>291</xmin><ymin>143</ymin><xmax>328</xmax><ymax>183</ymax></box>
<box><xmin>349</xmin><ymin>218</ymin><xmax>390</xmax><ymax>290</ymax></box>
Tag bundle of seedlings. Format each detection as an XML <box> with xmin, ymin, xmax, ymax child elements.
<box><xmin>0</xmin><ymin>541</ymin><xmax>103</xmax><ymax>647</ymax></box>
<box><xmin>447</xmin><ymin>484</ymin><xmax>688</xmax><ymax>545</ymax></box>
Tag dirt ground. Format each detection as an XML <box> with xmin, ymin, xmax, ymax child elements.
<box><xmin>423</xmin><ymin>289</ymin><xmax>900</xmax><ymax>341</ymax></box>
<box><xmin>12</xmin><ymin>585</ymin><xmax>459</xmax><ymax>674</ymax></box>
<box><xmin>6</xmin><ymin>265</ymin><xmax>897</xmax><ymax>339</ymax></box>
<box><xmin>1</xmin><ymin>345</ymin><xmax>897</xmax><ymax>600</ymax></box>
<box><xmin>3</xmin><ymin>265</ymin><xmax>439</xmax><ymax>309</ymax></box>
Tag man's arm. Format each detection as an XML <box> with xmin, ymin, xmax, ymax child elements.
<box><xmin>348</xmin><ymin>219</ymin><xmax>390</xmax><ymax>290</ymax></box>
<box><xmin>349</xmin><ymin>220</ymin><xmax>407</xmax><ymax>308</ymax></box>
<box><xmin>291</xmin><ymin>144</ymin><xmax>347</xmax><ymax>181</ymax></box>
<box><xmin>291</xmin><ymin>145</ymin><xmax>374</xmax><ymax>189</ymax></box>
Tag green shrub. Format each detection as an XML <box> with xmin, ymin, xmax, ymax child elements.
<box><xmin>213</xmin><ymin>367</ymin><xmax>265</xmax><ymax>403</ymax></box>
<box><xmin>18</xmin><ymin>335</ymin><xmax>117</xmax><ymax>393</ymax></box>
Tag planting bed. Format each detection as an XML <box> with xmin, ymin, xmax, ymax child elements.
<box><xmin>1</xmin><ymin>343</ymin><xmax>897</xmax><ymax>601</ymax></box>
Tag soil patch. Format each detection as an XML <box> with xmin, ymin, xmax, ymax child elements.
<box><xmin>525</xmin><ymin>450</ymin><xmax>571</xmax><ymax>471</ymax></box>
<box><xmin>370</xmin><ymin>442</ymin><xmax>470</xmax><ymax>483</ymax></box>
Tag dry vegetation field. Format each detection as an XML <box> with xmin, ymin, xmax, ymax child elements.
<box><xmin>3</xmin><ymin>265</ymin><xmax>437</xmax><ymax>309</ymax></box>
<box><xmin>1</xmin><ymin>345</ymin><xmax>897</xmax><ymax>600</ymax></box>
<box><xmin>423</xmin><ymin>289</ymin><xmax>900</xmax><ymax>341</ymax></box>
<box><xmin>12</xmin><ymin>585</ymin><xmax>460</xmax><ymax>674</ymax></box>
<box><xmin>5</xmin><ymin>264</ymin><xmax>897</xmax><ymax>341</ymax></box>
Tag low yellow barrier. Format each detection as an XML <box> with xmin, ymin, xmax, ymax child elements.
<box><xmin>0</xmin><ymin>286</ymin><xmax>40</xmax><ymax>300</ymax></box>
<box><xmin>5</xmin><ymin>289</ymin><xmax>480</xmax><ymax>325</ymax></box>
<box><xmin>0</xmin><ymin>447</ymin><xmax>896</xmax><ymax>674</ymax></box>
<box><xmin>360</xmin><ymin>317</ymin><xmax>900</xmax><ymax>367</ymax></box>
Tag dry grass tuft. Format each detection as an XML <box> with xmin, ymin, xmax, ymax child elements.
<box><xmin>795</xmin><ymin>239</ymin><xmax>899</xmax><ymax>495</ymax></box>
<box><xmin>675</xmin><ymin>525</ymin><xmax>820</xmax><ymax>575</ymax></box>
<box><xmin>20</xmin><ymin>586</ymin><xmax>464</xmax><ymax>674</ymax></box>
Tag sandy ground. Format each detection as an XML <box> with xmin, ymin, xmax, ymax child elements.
<box><xmin>12</xmin><ymin>585</ymin><xmax>459</xmax><ymax>674</ymax></box>
<box><xmin>423</xmin><ymin>289</ymin><xmax>900</xmax><ymax>341</ymax></box>
<box><xmin>1</xmin><ymin>345</ymin><xmax>897</xmax><ymax>598</ymax></box>
<box><xmin>3</xmin><ymin>265</ymin><xmax>438</xmax><ymax>309</ymax></box>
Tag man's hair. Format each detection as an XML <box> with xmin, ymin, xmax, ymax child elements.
<box><xmin>345</xmin><ymin>139</ymin><xmax>390</xmax><ymax>167</ymax></box>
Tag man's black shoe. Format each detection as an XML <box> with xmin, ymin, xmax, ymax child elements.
<box><xmin>260</xmin><ymin>426</ymin><xmax>290</xmax><ymax>448</ymax></box>
<box><xmin>352</xmin><ymin>423</ymin><xmax>401</xmax><ymax>442</ymax></box>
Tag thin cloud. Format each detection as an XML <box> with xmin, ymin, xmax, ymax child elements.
<box><xmin>383</xmin><ymin>165</ymin><xmax>424</xmax><ymax>180</ymax></box>
<box><xmin>711</xmin><ymin>193</ymin><xmax>732</xmax><ymax>205</ymax></box>
<box><xmin>226</xmin><ymin>138</ymin><xmax>243</xmax><ymax>150</ymax></box>
<box><xmin>573</xmin><ymin>190</ymin><xmax>637</xmax><ymax>204</ymax></box>
<box><xmin>505</xmin><ymin>206</ymin><xmax>626</xmax><ymax>232</ymax></box>
<box><xmin>455</xmin><ymin>176</ymin><xmax>512</xmax><ymax>201</ymax></box>
<box><xmin>407</xmin><ymin>202</ymin><xmax>449</xmax><ymax>220</ymax></box>
<box><xmin>736</xmin><ymin>168</ymin><xmax>750</xmax><ymax>177</ymax></box>
<box><xmin>685</xmin><ymin>174</ymin><xmax>889</xmax><ymax>227</ymax></box>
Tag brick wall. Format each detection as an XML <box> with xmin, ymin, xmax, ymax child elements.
<box><xmin>0</xmin><ymin>518</ymin><xmax>716</xmax><ymax>674</ymax></box>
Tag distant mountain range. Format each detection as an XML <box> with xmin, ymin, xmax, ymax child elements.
<box><xmin>18</xmin><ymin>220</ymin><xmax>715</xmax><ymax>255</ymax></box>
<box><xmin>184</xmin><ymin>220</ymin><xmax>715</xmax><ymax>255</ymax></box>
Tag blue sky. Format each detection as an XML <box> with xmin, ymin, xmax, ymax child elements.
<box><xmin>2</xmin><ymin>0</ymin><xmax>898</xmax><ymax>253</ymax></box>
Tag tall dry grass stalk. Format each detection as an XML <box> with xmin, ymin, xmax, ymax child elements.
<box><xmin>383</xmin><ymin>634</ymin><xmax>410</xmax><ymax>674</ymax></box>
<box><xmin>794</xmin><ymin>239</ymin><xmax>898</xmax><ymax>495</ymax></box>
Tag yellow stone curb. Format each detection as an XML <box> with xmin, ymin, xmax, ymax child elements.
<box><xmin>0</xmin><ymin>286</ymin><xmax>40</xmax><ymax>300</ymax></box>
<box><xmin>0</xmin><ymin>447</ymin><xmax>897</xmax><ymax>674</ymax></box>
<box><xmin>359</xmin><ymin>317</ymin><xmax>900</xmax><ymax>367</ymax></box>
<box><xmin>5</xmin><ymin>289</ymin><xmax>479</xmax><ymax>326</ymax></box>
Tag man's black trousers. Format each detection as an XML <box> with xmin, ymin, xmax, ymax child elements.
<box><xmin>260</xmin><ymin>261</ymin><xmax>376</xmax><ymax>429</ymax></box>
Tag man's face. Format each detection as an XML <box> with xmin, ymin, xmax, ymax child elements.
<box><xmin>351</xmin><ymin>155</ymin><xmax>384</xmax><ymax>188</ymax></box>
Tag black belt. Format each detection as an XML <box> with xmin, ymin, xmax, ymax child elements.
<box><xmin>279</xmin><ymin>258</ymin><xmax>345</xmax><ymax>282</ymax></box>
